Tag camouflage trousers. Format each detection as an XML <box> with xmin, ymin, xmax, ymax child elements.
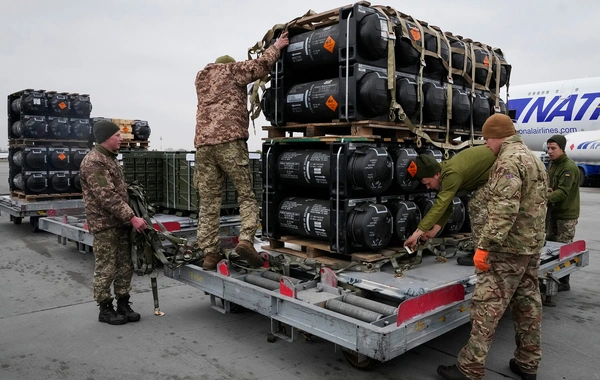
<box><xmin>457</xmin><ymin>252</ymin><xmax>542</xmax><ymax>379</ymax></box>
<box><xmin>467</xmin><ymin>185</ymin><xmax>488</xmax><ymax>248</ymax></box>
<box><xmin>194</xmin><ymin>140</ymin><xmax>259</xmax><ymax>254</ymax></box>
<box><xmin>93</xmin><ymin>227</ymin><xmax>134</xmax><ymax>303</ymax></box>
<box><xmin>546</xmin><ymin>217</ymin><xmax>577</xmax><ymax>243</ymax></box>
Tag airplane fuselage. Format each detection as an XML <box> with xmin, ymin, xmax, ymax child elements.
<box><xmin>508</xmin><ymin>77</ymin><xmax>600</xmax><ymax>151</ymax></box>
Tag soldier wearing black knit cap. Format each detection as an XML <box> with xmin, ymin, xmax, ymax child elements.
<box><xmin>79</xmin><ymin>120</ymin><xmax>147</xmax><ymax>325</ymax></box>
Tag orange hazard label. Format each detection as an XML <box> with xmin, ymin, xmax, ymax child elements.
<box><xmin>407</xmin><ymin>160</ymin><xmax>418</xmax><ymax>178</ymax></box>
<box><xmin>122</xmin><ymin>126</ymin><xmax>130</xmax><ymax>133</ymax></box>
<box><xmin>483</xmin><ymin>56</ymin><xmax>490</xmax><ymax>67</ymax></box>
<box><xmin>58</xmin><ymin>102</ymin><xmax>67</xmax><ymax>110</ymax></box>
<box><xmin>410</xmin><ymin>27</ymin><xmax>421</xmax><ymax>41</ymax></box>
<box><xmin>58</xmin><ymin>153</ymin><xmax>67</xmax><ymax>161</ymax></box>
<box><xmin>325</xmin><ymin>95</ymin><xmax>338</xmax><ymax>112</ymax></box>
<box><xmin>324</xmin><ymin>36</ymin><xmax>336</xmax><ymax>53</ymax></box>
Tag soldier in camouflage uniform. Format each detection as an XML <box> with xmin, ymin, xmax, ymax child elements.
<box><xmin>403</xmin><ymin>145</ymin><xmax>496</xmax><ymax>265</ymax></box>
<box><xmin>193</xmin><ymin>31</ymin><xmax>289</xmax><ymax>270</ymax></box>
<box><xmin>545</xmin><ymin>135</ymin><xmax>580</xmax><ymax>297</ymax></box>
<box><xmin>438</xmin><ymin>114</ymin><xmax>547</xmax><ymax>380</ymax></box>
<box><xmin>80</xmin><ymin>121</ymin><xmax>147</xmax><ymax>325</ymax></box>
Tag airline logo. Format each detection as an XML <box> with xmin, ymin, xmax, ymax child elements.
<box><xmin>509</xmin><ymin>92</ymin><xmax>600</xmax><ymax>123</ymax></box>
<box><xmin>576</xmin><ymin>140</ymin><xmax>600</xmax><ymax>149</ymax></box>
<box><xmin>509</xmin><ymin>92</ymin><xmax>600</xmax><ymax>136</ymax></box>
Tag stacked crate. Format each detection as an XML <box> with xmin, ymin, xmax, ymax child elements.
<box><xmin>91</xmin><ymin>117</ymin><xmax>151</xmax><ymax>150</ymax></box>
<box><xmin>7</xmin><ymin>89</ymin><xmax>92</xmax><ymax>199</ymax></box>
<box><xmin>161</xmin><ymin>151</ymin><xmax>262</xmax><ymax>213</ymax></box>
<box><xmin>120</xmin><ymin>151</ymin><xmax>164</xmax><ymax>204</ymax></box>
<box><xmin>257</xmin><ymin>2</ymin><xmax>505</xmax><ymax>256</ymax></box>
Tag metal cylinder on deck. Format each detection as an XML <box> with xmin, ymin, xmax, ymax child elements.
<box><xmin>391</xmin><ymin>147</ymin><xmax>420</xmax><ymax>192</ymax></box>
<box><xmin>387</xmin><ymin>200</ymin><xmax>422</xmax><ymax>242</ymax></box>
<box><xmin>244</xmin><ymin>274</ymin><xmax>280</xmax><ymax>291</ymax></box>
<box><xmin>48</xmin><ymin>117</ymin><xmax>70</xmax><ymax>139</ymax></box>
<box><xmin>343</xmin><ymin>294</ymin><xmax>397</xmax><ymax>316</ymax></box>
<box><xmin>286</xmin><ymin>25</ymin><xmax>340</xmax><ymax>71</ymax></box>
<box><xmin>346</xmin><ymin>203</ymin><xmax>393</xmax><ymax>250</ymax></box>
<box><xmin>285</xmin><ymin>79</ymin><xmax>340</xmax><ymax>123</ymax></box>
<box><xmin>261</xmin><ymin>271</ymin><xmax>301</xmax><ymax>285</ymax></box>
<box><xmin>49</xmin><ymin>173</ymin><xmax>70</xmax><ymax>193</ymax></box>
<box><xmin>49</xmin><ymin>150</ymin><xmax>69</xmax><ymax>170</ymax></box>
<box><xmin>443</xmin><ymin>197</ymin><xmax>466</xmax><ymax>234</ymax></box>
<box><xmin>347</xmin><ymin>146</ymin><xmax>394</xmax><ymax>195</ymax></box>
<box><xmin>277</xmin><ymin>147</ymin><xmax>393</xmax><ymax>195</ymax></box>
<box><xmin>325</xmin><ymin>298</ymin><xmax>383</xmax><ymax>323</ymax></box>
<box><xmin>278</xmin><ymin>198</ymin><xmax>330</xmax><ymax>241</ymax></box>
<box><xmin>277</xmin><ymin>149</ymin><xmax>330</xmax><ymax>188</ymax></box>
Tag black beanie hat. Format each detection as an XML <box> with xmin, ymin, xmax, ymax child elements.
<box><xmin>93</xmin><ymin>120</ymin><xmax>120</xmax><ymax>144</ymax></box>
<box><xmin>415</xmin><ymin>154</ymin><xmax>441</xmax><ymax>179</ymax></box>
<box><xmin>547</xmin><ymin>134</ymin><xmax>567</xmax><ymax>151</ymax></box>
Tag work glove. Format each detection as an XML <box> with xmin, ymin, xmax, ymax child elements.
<box><xmin>474</xmin><ymin>248</ymin><xmax>490</xmax><ymax>272</ymax></box>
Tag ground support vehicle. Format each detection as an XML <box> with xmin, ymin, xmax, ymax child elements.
<box><xmin>38</xmin><ymin>213</ymin><xmax>241</xmax><ymax>253</ymax></box>
<box><xmin>0</xmin><ymin>194</ymin><xmax>85</xmax><ymax>232</ymax></box>
<box><xmin>164</xmin><ymin>240</ymin><xmax>589</xmax><ymax>369</ymax></box>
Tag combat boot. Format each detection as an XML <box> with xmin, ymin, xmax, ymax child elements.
<box><xmin>235</xmin><ymin>240</ymin><xmax>264</xmax><ymax>268</ymax></box>
<box><xmin>202</xmin><ymin>251</ymin><xmax>222</xmax><ymax>271</ymax></box>
<box><xmin>98</xmin><ymin>298</ymin><xmax>127</xmax><ymax>325</ymax></box>
<box><xmin>509</xmin><ymin>359</ymin><xmax>537</xmax><ymax>380</ymax></box>
<box><xmin>456</xmin><ymin>254</ymin><xmax>475</xmax><ymax>266</ymax></box>
<box><xmin>437</xmin><ymin>365</ymin><xmax>470</xmax><ymax>380</ymax></box>
<box><xmin>116</xmin><ymin>294</ymin><xmax>141</xmax><ymax>322</ymax></box>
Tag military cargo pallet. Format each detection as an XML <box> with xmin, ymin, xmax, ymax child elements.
<box><xmin>263</xmin><ymin>235</ymin><xmax>401</xmax><ymax>270</ymax></box>
<box><xmin>263</xmin><ymin>121</ymin><xmax>481</xmax><ymax>145</ymax></box>
<box><xmin>8</xmin><ymin>138</ymin><xmax>89</xmax><ymax>147</ymax></box>
<box><xmin>10</xmin><ymin>191</ymin><xmax>83</xmax><ymax>202</ymax></box>
<box><xmin>120</xmin><ymin>140</ymin><xmax>149</xmax><ymax>150</ymax></box>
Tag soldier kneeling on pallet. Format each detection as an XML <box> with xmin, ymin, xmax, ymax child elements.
<box><xmin>403</xmin><ymin>145</ymin><xmax>496</xmax><ymax>263</ymax></box>
<box><xmin>80</xmin><ymin>120</ymin><xmax>147</xmax><ymax>325</ymax></box>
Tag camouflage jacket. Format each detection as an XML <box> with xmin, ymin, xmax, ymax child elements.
<box><xmin>194</xmin><ymin>45</ymin><xmax>281</xmax><ymax>148</ymax></box>
<box><xmin>79</xmin><ymin>146</ymin><xmax>134</xmax><ymax>234</ymax></box>
<box><xmin>478</xmin><ymin>135</ymin><xmax>548</xmax><ymax>255</ymax></box>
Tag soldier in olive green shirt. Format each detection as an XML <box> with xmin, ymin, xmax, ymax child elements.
<box><xmin>546</xmin><ymin>134</ymin><xmax>580</xmax><ymax>294</ymax></box>
<box><xmin>404</xmin><ymin>145</ymin><xmax>496</xmax><ymax>250</ymax></box>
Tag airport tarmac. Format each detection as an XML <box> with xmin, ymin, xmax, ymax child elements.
<box><xmin>0</xmin><ymin>160</ymin><xmax>599</xmax><ymax>380</ymax></box>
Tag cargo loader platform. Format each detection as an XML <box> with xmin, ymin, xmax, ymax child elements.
<box><xmin>164</xmin><ymin>240</ymin><xmax>589</xmax><ymax>369</ymax></box>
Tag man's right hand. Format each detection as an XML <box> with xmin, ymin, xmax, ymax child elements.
<box><xmin>130</xmin><ymin>216</ymin><xmax>147</xmax><ymax>233</ymax></box>
<box><xmin>274</xmin><ymin>31</ymin><xmax>289</xmax><ymax>50</ymax></box>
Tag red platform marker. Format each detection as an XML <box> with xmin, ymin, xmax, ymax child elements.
<box><xmin>217</xmin><ymin>260</ymin><xmax>230</xmax><ymax>276</ymax></box>
<box><xmin>559</xmin><ymin>240</ymin><xmax>586</xmax><ymax>260</ymax></box>
<box><xmin>280</xmin><ymin>277</ymin><xmax>297</xmax><ymax>298</ymax></box>
<box><xmin>397</xmin><ymin>284</ymin><xmax>465</xmax><ymax>326</ymax></box>
<box><xmin>152</xmin><ymin>221</ymin><xmax>181</xmax><ymax>232</ymax></box>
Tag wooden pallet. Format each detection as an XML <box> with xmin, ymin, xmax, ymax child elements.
<box><xmin>262</xmin><ymin>235</ymin><xmax>403</xmax><ymax>266</ymax></box>
<box><xmin>120</xmin><ymin>140</ymin><xmax>149</xmax><ymax>150</ymax></box>
<box><xmin>263</xmin><ymin>120</ymin><xmax>481</xmax><ymax>144</ymax></box>
<box><xmin>10</xmin><ymin>191</ymin><xmax>83</xmax><ymax>202</ymax></box>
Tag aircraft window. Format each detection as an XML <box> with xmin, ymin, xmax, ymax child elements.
<box><xmin>556</xmin><ymin>90</ymin><xmax>559</xmax><ymax>93</ymax></box>
<box><xmin>575</xmin><ymin>88</ymin><xmax>579</xmax><ymax>91</ymax></box>
<box><xmin>528</xmin><ymin>92</ymin><xmax>531</xmax><ymax>95</ymax></box>
<box><xmin>546</xmin><ymin>91</ymin><xmax>549</xmax><ymax>94</ymax></box>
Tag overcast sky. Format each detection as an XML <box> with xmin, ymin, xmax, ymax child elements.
<box><xmin>1</xmin><ymin>0</ymin><xmax>598</xmax><ymax>152</ymax></box>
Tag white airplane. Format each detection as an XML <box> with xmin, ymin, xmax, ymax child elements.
<box><xmin>508</xmin><ymin>76</ymin><xmax>600</xmax><ymax>151</ymax></box>
<box><xmin>508</xmin><ymin>77</ymin><xmax>600</xmax><ymax>185</ymax></box>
